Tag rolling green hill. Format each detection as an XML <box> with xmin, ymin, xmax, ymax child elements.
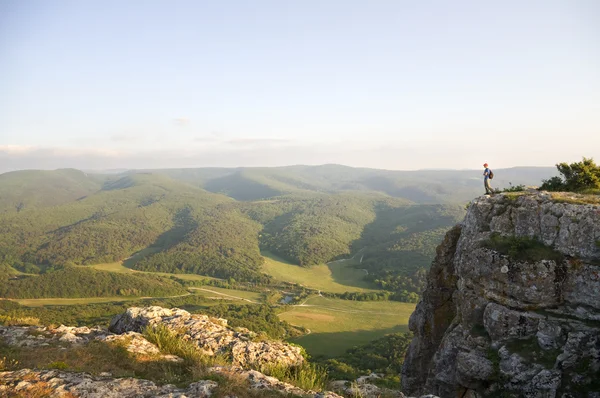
<box><xmin>0</xmin><ymin>173</ymin><xmax>231</xmax><ymax>271</ymax></box>
<box><xmin>0</xmin><ymin>165</ymin><xmax>553</xmax><ymax>298</ymax></box>
<box><xmin>0</xmin><ymin>168</ymin><xmax>104</xmax><ymax>214</ymax></box>
<box><xmin>153</xmin><ymin>164</ymin><xmax>557</xmax><ymax>203</ymax></box>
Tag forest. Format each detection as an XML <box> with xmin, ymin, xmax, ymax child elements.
<box><xmin>0</xmin><ymin>267</ymin><xmax>187</xmax><ymax>299</ymax></box>
<box><xmin>0</xmin><ymin>165</ymin><xmax>558</xmax><ymax>303</ymax></box>
<box><xmin>0</xmin><ymin>169</ymin><xmax>471</xmax><ymax>300</ymax></box>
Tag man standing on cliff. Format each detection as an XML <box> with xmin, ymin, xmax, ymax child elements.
<box><xmin>483</xmin><ymin>163</ymin><xmax>493</xmax><ymax>194</ymax></box>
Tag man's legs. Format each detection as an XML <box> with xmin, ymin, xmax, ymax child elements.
<box><xmin>485</xmin><ymin>178</ymin><xmax>492</xmax><ymax>194</ymax></box>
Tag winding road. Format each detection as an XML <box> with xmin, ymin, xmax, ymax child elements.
<box><xmin>188</xmin><ymin>287</ymin><xmax>258</xmax><ymax>303</ymax></box>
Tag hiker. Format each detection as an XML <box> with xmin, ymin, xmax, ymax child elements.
<box><xmin>483</xmin><ymin>163</ymin><xmax>493</xmax><ymax>194</ymax></box>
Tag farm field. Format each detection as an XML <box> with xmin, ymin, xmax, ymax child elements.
<box><xmin>87</xmin><ymin>261</ymin><xmax>218</xmax><ymax>283</ymax></box>
<box><xmin>261</xmin><ymin>251</ymin><xmax>377</xmax><ymax>294</ymax></box>
<box><xmin>279</xmin><ymin>295</ymin><xmax>415</xmax><ymax>357</ymax></box>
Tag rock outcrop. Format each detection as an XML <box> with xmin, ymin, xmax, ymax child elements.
<box><xmin>0</xmin><ymin>325</ymin><xmax>108</xmax><ymax>347</ymax></box>
<box><xmin>329</xmin><ymin>373</ymin><xmax>407</xmax><ymax>397</ymax></box>
<box><xmin>402</xmin><ymin>192</ymin><xmax>600</xmax><ymax>397</ymax></box>
<box><xmin>0</xmin><ymin>369</ymin><xmax>218</xmax><ymax>398</ymax></box>
<box><xmin>109</xmin><ymin>306</ymin><xmax>304</xmax><ymax>368</ymax></box>
<box><xmin>0</xmin><ymin>307</ymin><xmax>333</xmax><ymax>398</ymax></box>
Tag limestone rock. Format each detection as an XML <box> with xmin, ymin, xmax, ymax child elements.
<box><xmin>402</xmin><ymin>192</ymin><xmax>600</xmax><ymax>397</ymax></box>
<box><xmin>0</xmin><ymin>368</ymin><xmax>351</xmax><ymax>397</ymax></box>
<box><xmin>59</xmin><ymin>332</ymin><xmax>84</xmax><ymax>344</ymax></box>
<box><xmin>401</xmin><ymin>225</ymin><xmax>462</xmax><ymax>393</ymax></box>
<box><xmin>455</xmin><ymin>351</ymin><xmax>494</xmax><ymax>389</ymax></box>
<box><xmin>0</xmin><ymin>325</ymin><xmax>109</xmax><ymax>347</ymax></box>
<box><xmin>329</xmin><ymin>373</ymin><xmax>409</xmax><ymax>398</ymax></box>
<box><xmin>0</xmin><ymin>369</ymin><xmax>216</xmax><ymax>397</ymax></box>
<box><xmin>98</xmin><ymin>332</ymin><xmax>182</xmax><ymax>362</ymax></box>
<box><xmin>210</xmin><ymin>366</ymin><xmax>344</xmax><ymax>397</ymax></box>
<box><xmin>109</xmin><ymin>306</ymin><xmax>304</xmax><ymax>368</ymax></box>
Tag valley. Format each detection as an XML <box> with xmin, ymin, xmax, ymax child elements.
<box><xmin>0</xmin><ymin>165</ymin><xmax>557</xmax><ymax>387</ymax></box>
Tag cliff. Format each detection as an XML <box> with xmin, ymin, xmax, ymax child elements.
<box><xmin>402</xmin><ymin>191</ymin><xmax>600</xmax><ymax>397</ymax></box>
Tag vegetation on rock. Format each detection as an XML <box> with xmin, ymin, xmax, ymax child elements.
<box><xmin>540</xmin><ymin>157</ymin><xmax>600</xmax><ymax>193</ymax></box>
<box><xmin>324</xmin><ymin>332</ymin><xmax>412</xmax><ymax>388</ymax></box>
<box><xmin>482</xmin><ymin>232</ymin><xmax>564</xmax><ymax>263</ymax></box>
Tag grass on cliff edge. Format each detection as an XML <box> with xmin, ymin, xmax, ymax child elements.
<box><xmin>482</xmin><ymin>232</ymin><xmax>563</xmax><ymax>263</ymax></box>
<box><xmin>0</xmin><ymin>339</ymin><xmax>200</xmax><ymax>387</ymax></box>
<box><xmin>549</xmin><ymin>191</ymin><xmax>600</xmax><ymax>205</ymax></box>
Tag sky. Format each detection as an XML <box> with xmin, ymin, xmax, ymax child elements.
<box><xmin>1</xmin><ymin>0</ymin><xmax>599</xmax><ymax>172</ymax></box>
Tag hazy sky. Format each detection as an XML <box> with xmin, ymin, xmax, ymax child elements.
<box><xmin>1</xmin><ymin>0</ymin><xmax>599</xmax><ymax>172</ymax></box>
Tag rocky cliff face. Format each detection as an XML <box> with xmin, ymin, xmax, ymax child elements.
<box><xmin>402</xmin><ymin>192</ymin><xmax>600</xmax><ymax>398</ymax></box>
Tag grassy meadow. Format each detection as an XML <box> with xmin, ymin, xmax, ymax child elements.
<box><xmin>88</xmin><ymin>261</ymin><xmax>218</xmax><ymax>283</ymax></box>
<box><xmin>279</xmin><ymin>295</ymin><xmax>415</xmax><ymax>357</ymax></box>
<box><xmin>261</xmin><ymin>251</ymin><xmax>377</xmax><ymax>294</ymax></box>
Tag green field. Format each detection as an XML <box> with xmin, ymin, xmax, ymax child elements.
<box><xmin>87</xmin><ymin>262</ymin><xmax>137</xmax><ymax>273</ymax></box>
<box><xmin>279</xmin><ymin>296</ymin><xmax>415</xmax><ymax>357</ymax></box>
<box><xmin>88</xmin><ymin>261</ymin><xmax>218</xmax><ymax>283</ymax></box>
<box><xmin>262</xmin><ymin>251</ymin><xmax>377</xmax><ymax>294</ymax></box>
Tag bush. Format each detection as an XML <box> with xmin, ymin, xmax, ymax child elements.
<box><xmin>540</xmin><ymin>176</ymin><xmax>565</xmax><ymax>192</ymax></box>
<box><xmin>47</xmin><ymin>361</ymin><xmax>69</xmax><ymax>370</ymax></box>
<box><xmin>260</xmin><ymin>362</ymin><xmax>328</xmax><ymax>391</ymax></box>
<box><xmin>502</xmin><ymin>183</ymin><xmax>526</xmax><ymax>193</ymax></box>
<box><xmin>143</xmin><ymin>324</ymin><xmax>209</xmax><ymax>364</ymax></box>
<box><xmin>323</xmin><ymin>332</ymin><xmax>412</xmax><ymax>388</ymax></box>
<box><xmin>540</xmin><ymin>157</ymin><xmax>600</xmax><ymax>192</ymax></box>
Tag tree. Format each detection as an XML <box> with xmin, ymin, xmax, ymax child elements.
<box><xmin>541</xmin><ymin>157</ymin><xmax>600</xmax><ymax>192</ymax></box>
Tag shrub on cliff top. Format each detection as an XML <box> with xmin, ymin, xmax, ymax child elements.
<box><xmin>540</xmin><ymin>157</ymin><xmax>600</xmax><ymax>193</ymax></box>
<box><xmin>502</xmin><ymin>183</ymin><xmax>527</xmax><ymax>193</ymax></box>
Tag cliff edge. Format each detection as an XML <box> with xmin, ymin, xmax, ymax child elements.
<box><xmin>402</xmin><ymin>191</ymin><xmax>600</xmax><ymax>397</ymax></box>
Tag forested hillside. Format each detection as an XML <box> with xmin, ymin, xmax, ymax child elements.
<box><xmin>353</xmin><ymin>203</ymin><xmax>465</xmax><ymax>296</ymax></box>
<box><xmin>0</xmin><ymin>173</ymin><xmax>228</xmax><ymax>270</ymax></box>
<box><xmin>0</xmin><ymin>267</ymin><xmax>187</xmax><ymax>298</ymax></box>
<box><xmin>0</xmin><ymin>165</ymin><xmax>539</xmax><ymax>299</ymax></box>
<box><xmin>132</xmin><ymin>205</ymin><xmax>269</xmax><ymax>282</ymax></box>
<box><xmin>0</xmin><ymin>168</ymin><xmax>103</xmax><ymax>213</ymax></box>
<box><xmin>260</xmin><ymin>194</ymin><xmax>387</xmax><ymax>266</ymax></box>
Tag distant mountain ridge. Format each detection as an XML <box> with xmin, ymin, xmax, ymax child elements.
<box><xmin>126</xmin><ymin>164</ymin><xmax>557</xmax><ymax>203</ymax></box>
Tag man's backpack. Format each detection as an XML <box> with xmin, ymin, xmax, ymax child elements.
<box><xmin>489</xmin><ymin>170</ymin><xmax>494</xmax><ymax>179</ymax></box>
